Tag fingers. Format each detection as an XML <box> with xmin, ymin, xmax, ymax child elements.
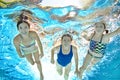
<box><xmin>39</xmin><ymin>53</ymin><xmax>44</xmax><ymax>58</ymax></box>
<box><xmin>50</xmin><ymin>60</ymin><xmax>55</xmax><ymax>64</ymax></box>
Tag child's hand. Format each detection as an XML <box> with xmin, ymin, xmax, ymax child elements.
<box><xmin>74</xmin><ymin>69</ymin><xmax>79</xmax><ymax>77</ymax></box>
<box><xmin>81</xmin><ymin>31</ymin><xmax>87</xmax><ymax>38</ymax></box>
<box><xmin>51</xmin><ymin>59</ymin><xmax>55</xmax><ymax>64</ymax></box>
<box><xmin>20</xmin><ymin>55</ymin><xmax>25</xmax><ymax>58</ymax></box>
<box><xmin>117</xmin><ymin>27</ymin><xmax>120</xmax><ymax>33</ymax></box>
<box><xmin>39</xmin><ymin>53</ymin><xmax>44</xmax><ymax>58</ymax></box>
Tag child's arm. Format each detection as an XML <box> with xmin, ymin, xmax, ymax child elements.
<box><xmin>105</xmin><ymin>27</ymin><xmax>120</xmax><ymax>38</ymax></box>
<box><xmin>32</xmin><ymin>31</ymin><xmax>44</xmax><ymax>57</ymax></box>
<box><xmin>14</xmin><ymin>36</ymin><xmax>24</xmax><ymax>58</ymax></box>
<box><xmin>81</xmin><ymin>31</ymin><xmax>94</xmax><ymax>41</ymax></box>
<box><xmin>51</xmin><ymin>46</ymin><xmax>60</xmax><ymax>64</ymax></box>
<box><xmin>51</xmin><ymin>47</ymin><xmax>55</xmax><ymax>64</ymax></box>
<box><xmin>73</xmin><ymin>46</ymin><xmax>79</xmax><ymax>74</ymax></box>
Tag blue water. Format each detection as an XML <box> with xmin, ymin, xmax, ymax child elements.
<box><xmin>0</xmin><ymin>0</ymin><xmax>120</xmax><ymax>80</ymax></box>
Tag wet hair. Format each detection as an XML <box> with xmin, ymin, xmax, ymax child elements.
<box><xmin>19</xmin><ymin>13</ymin><xmax>28</xmax><ymax>21</ymax></box>
<box><xmin>95</xmin><ymin>22</ymin><xmax>109</xmax><ymax>34</ymax></box>
<box><xmin>17</xmin><ymin>21</ymin><xmax>30</xmax><ymax>30</ymax></box>
<box><xmin>61</xmin><ymin>34</ymin><xmax>73</xmax><ymax>41</ymax></box>
<box><xmin>21</xmin><ymin>9</ymin><xmax>33</xmax><ymax>15</ymax></box>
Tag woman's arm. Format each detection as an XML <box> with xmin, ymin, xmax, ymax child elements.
<box><xmin>81</xmin><ymin>31</ymin><xmax>94</xmax><ymax>41</ymax></box>
<box><xmin>51</xmin><ymin>46</ymin><xmax>60</xmax><ymax>64</ymax></box>
<box><xmin>13</xmin><ymin>36</ymin><xmax>24</xmax><ymax>58</ymax></box>
<box><xmin>32</xmin><ymin>31</ymin><xmax>44</xmax><ymax>57</ymax></box>
<box><xmin>105</xmin><ymin>27</ymin><xmax>120</xmax><ymax>39</ymax></box>
<box><xmin>51</xmin><ymin>47</ymin><xmax>55</xmax><ymax>64</ymax></box>
<box><xmin>72</xmin><ymin>46</ymin><xmax>79</xmax><ymax>74</ymax></box>
<box><xmin>51</xmin><ymin>12</ymin><xmax>75</xmax><ymax>22</ymax></box>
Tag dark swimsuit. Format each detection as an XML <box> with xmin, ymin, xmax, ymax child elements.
<box><xmin>89</xmin><ymin>33</ymin><xmax>107</xmax><ymax>58</ymax></box>
<box><xmin>57</xmin><ymin>45</ymin><xmax>73</xmax><ymax>67</ymax></box>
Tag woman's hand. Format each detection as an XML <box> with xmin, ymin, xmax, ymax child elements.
<box><xmin>39</xmin><ymin>53</ymin><xmax>44</xmax><ymax>58</ymax></box>
<box><xmin>116</xmin><ymin>27</ymin><xmax>120</xmax><ymax>33</ymax></box>
<box><xmin>51</xmin><ymin>59</ymin><xmax>55</xmax><ymax>64</ymax></box>
<box><xmin>74</xmin><ymin>69</ymin><xmax>79</xmax><ymax>77</ymax></box>
<box><xmin>20</xmin><ymin>55</ymin><xmax>25</xmax><ymax>58</ymax></box>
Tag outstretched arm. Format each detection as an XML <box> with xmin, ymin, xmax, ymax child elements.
<box><xmin>51</xmin><ymin>11</ymin><xmax>77</xmax><ymax>22</ymax></box>
<box><xmin>105</xmin><ymin>27</ymin><xmax>120</xmax><ymax>38</ymax></box>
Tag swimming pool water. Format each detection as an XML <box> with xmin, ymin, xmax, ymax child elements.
<box><xmin>0</xmin><ymin>0</ymin><xmax>120</xmax><ymax>80</ymax></box>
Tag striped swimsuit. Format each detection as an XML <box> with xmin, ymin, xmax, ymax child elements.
<box><xmin>89</xmin><ymin>33</ymin><xmax>107</xmax><ymax>58</ymax></box>
<box><xmin>20</xmin><ymin>36</ymin><xmax>38</xmax><ymax>55</ymax></box>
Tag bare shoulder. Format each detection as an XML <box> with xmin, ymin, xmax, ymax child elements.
<box><xmin>29</xmin><ymin>31</ymin><xmax>38</xmax><ymax>37</ymax></box>
<box><xmin>53</xmin><ymin>45</ymin><xmax>60</xmax><ymax>50</ymax></box>
<box><xmin>89</xmin><ymin>33</ymin><xmax>94</xmax><ymax>37</ymax></box>
<box><xmin>52</xmin><ymin>45</ymin><xmax>60</xmax><ymax>53</ymax></box>
<box><xmin>72</xmin><ymin>45</ymin><xmax>77</xmax><ymax>51</ymax></box>
<box><xmin>30</xmin><ymin>31</ymin><xmax>37</xmax><ymax>35</ymax></box>
<box><xmin>14</xmin><ymin>34</ymin><xmax>20</xmax><ymax>44</ymax></box>
<box><xmin>72</xmin><ymin>45</ymin><xmax>78</xmax><ymax>55</ymax></box>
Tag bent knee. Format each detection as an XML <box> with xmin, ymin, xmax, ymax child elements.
<box><xmin>57</xmin><ymin>69</ymin><xmax>62</xmax><ymax>75</ymax></box>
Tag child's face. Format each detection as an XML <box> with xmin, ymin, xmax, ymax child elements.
<box><xmin>18</xmin><ymin>22</ymin><xmax>30</xmax><ymax>35</ymax></box>
<box><xmin>95</xmin><ymin>23</ymin><xmax>105</xmax><ymax>34</ymax></box>
<box><xmin>62</xmin><ymin>36</ymin><xmax>71</xmax><ymax>46</ymax></box>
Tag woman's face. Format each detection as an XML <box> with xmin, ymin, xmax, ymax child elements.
<box><xmin>18</xmin><ymin>22</ymin><xmax>30</xmax><ymax>35</ymax></box>
<box><xmin>62</xmin><ymin>36</ymin><xmax>72</xmax><ymax>46</ymax></box>
<box><xmin>95</xmin><ymin>23</ymin><xmax>105</xmax><ymax>34</ymax></box>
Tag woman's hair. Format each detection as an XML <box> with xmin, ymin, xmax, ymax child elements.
<box><xmin>17</xmin><ymin>21</ymin><xmax>30</xmax><ymax>30</ymax></box>
<box><xmin>18</xmin><ymin>13</ymin><xmax>28</xmax><ymax>21</ymax></box>
<box><xmin>21</xmin><ymin>9</ymin><xmax>33</xmax><ymax>15</ymax></box>
<box><xmin>61</xmin><ymin>34</ymin><xmax>73</xmax><ymax>41</ymax></box>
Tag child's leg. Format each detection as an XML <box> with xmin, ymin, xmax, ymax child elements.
<box><xmin>86</xmin><ymin>57</ymin><xmax>101</xmax><ymax>71</ymax></box>
<box><xmin>79</xmin><ymin>52</ymin><xmax>92</xmax><ymax>79</ymax></box>
<box><xmin>33</xmin><ymin>51</ymin><xmax>43</xmax><ymax>80</ymax></box>
<box><xmin>56</xmin><ymin>61</ymin><xmax>63</xmax><ymax>75</ymax></box>
<box><xmin>25</xmin><ymin>54</ymin><xmax>35</xmax><ymax>65</ymax></box>
<box><xmin>64</xmin><ymin>63</ymin><xmax>71</xmax><ymax>80</ymax></box>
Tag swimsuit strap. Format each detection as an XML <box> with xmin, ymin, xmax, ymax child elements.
<box><xmin>90</xmin><ymin>32</ymin><xmax>95</xmax><ymax>40</ymax></box>
<box><xmin>19</xmin><ymin>34</ymin><xmax>35</xmax><ymax>47</ymax></box>
<box><xmin>100</xmin><ymin>34</ymin><xmax>104</xmax><ymax>43</ymax></box>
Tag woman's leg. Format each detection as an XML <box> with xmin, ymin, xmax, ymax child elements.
<box><xmin>64</xmin><ymin>63</ymin><xmax>71</xmax><ymax>80</ymax></box>
<box><xmin>33</xmin><ymin>51</ymin><xmax>43</xmax><ymax>80</ymax></box>
<box><xmin>86</xmin><ymin>57</ymin><xmax>101</xmax><ymax>71</ymax></box>
<box><xmin>79</xmin><ymin>52</ymin><xmax>93</xmax><ymax>79</ymax></box>
<box><xmin>56</xmin><ymin>61</ymin><xmax>63</xmax><ymax>75</ymax></box>
<box><xmin>25</xmin><ymin>54</ymin><xmax>35</xmax><ymax>65</ymax></box>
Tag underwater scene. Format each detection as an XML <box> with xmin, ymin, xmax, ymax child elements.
<box><xmin>0</xmin><ymin>0</ymin><xmax>120</xmax><ymax>80</ymax></box>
